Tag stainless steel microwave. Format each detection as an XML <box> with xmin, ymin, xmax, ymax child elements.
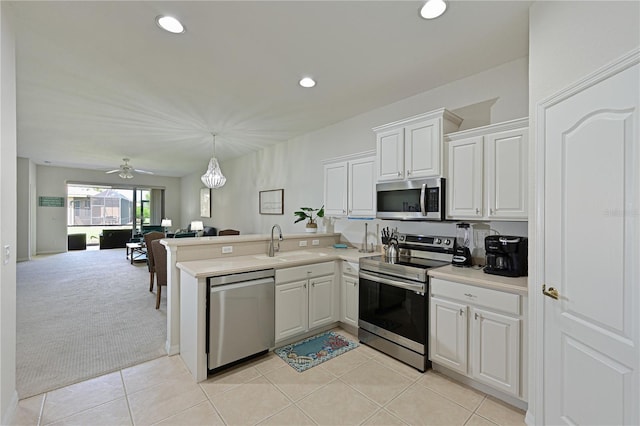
<box><xmin>376</xmin><ymin>177</ymin><xmax>445</xmax><ymax>221</ymax></box>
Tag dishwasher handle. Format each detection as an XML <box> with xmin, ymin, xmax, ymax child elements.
<box><xmin>209</xmin><ymin>277</ymin><xmax>274</xmax><ymax>293</ymax></box>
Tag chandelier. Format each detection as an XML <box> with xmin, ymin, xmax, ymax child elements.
<box><xmin>201</xmin><ymin>133</ymin><xmax>226</xmax><ymax>188</ymax></box>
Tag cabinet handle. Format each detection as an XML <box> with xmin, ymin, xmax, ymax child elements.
<box><xmin>490</xmin><ymin>208</ymin><xmax>494</xmax><ymax>215</ymax></box>
<box><xmin>343</xmin><ymin>210</ymin><xmax>346</xmax><ymax>214</ymax></box>
<box><xmin>312</xmin><ymin>282</ymin><xmax>316</xmax><ymax>287</ymax></box>
<box><xmin>475</xmin><ymin>208</ymin><xmax>480</xmax><ymax>214</ymax></box>
<box><xmin>397</xmin><ymin>171</ymin><xmax>402</xmax><ymax>176</ymax></box>
<box><xmin>464</xmin><ymin>293</ymin><xmax>475</xmax><ymax>298</ymax></box>
<box><xmin>407</xmin><ymin>170</ymin><xmax>411</xmax><ymax>175</ymax></box>
<box><xmin>475</xmin><ymin>312</ymin><xmax>479</xmax><ymax>320</ymax></box>
<box><xmin>303</xmin><ymin>283</ymin><xmax>307</xmax><ymax>289</ymax></box>
<box><xmin>459</xmin><ymin>308</ymin><xmax>464</xmax><ymax>316</ymax></box>
<box><xmin>353</xmin><ymin>282</ymin><xmax>357</xmax><ymax>287</ymax></box>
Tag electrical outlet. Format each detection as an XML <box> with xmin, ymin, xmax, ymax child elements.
<box><xmin>222</xmin><ymin>246</ymin><xmax>233</xmax><ymax>254</ymax></box>
<box><xmin>312</xmin><ymin>239</ymin><xmax>320</xmax><ymax>246</ymax></box>
<box><xmin>299</xmin><ymin>240</ymin><xmax>308</xmax><ymax>247</ymax></box>
<box><xmin>3</xmin><ymin>245</ymin><xmax>10</xmax><ymax>265</ymax></box>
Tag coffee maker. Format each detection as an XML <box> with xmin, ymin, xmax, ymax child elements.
<box><xmin>484</xmin><ymin>235</ymin><xmax>528</xmax><ymax>277</ymax></box>
<box><xmin>452</xmin><ymin>223</ymin><xmax>472</xmax><ymax>267</ymax></box>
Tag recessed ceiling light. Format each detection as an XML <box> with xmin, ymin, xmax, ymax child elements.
<box><xmin>420</xmin><ymin>0</ymin><xmax>447</xmax><ymax>19</ymax></box>
<box><xmin>299</xmin><ymin>77</ymin><xmax>316</xmax><ymax>88</ymax></box>
<box><xmin>156</xmin><ymin>15</ymin><xmax>185</xmax><ymax>34</ymax></box>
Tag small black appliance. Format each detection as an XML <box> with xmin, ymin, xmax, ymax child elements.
<box><xmin>452</xmin><ymin>222</ymin><xmax>472</xmax><ymax>267</ymax></box>
<box><xmin>484</xmin><ymin>235</ymin><xmax>528</xmax><ymax>277</ymax></box>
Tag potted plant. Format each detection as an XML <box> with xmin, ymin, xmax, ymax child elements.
<box><xmin>294</xmin><ymin>206</ymin><xmax>325</xmax><ymax>233</ymax></box>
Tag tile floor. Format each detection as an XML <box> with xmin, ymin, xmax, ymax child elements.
<box><xmin>11</xmin><ymin>329</ymin><xmax>526</xmax><ymax>426</ymax></box>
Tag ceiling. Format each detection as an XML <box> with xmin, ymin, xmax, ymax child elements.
<box><xmin>10</xmin><ymin>1</ymin><xmax>531</xmax><ymax>178</ymax></box>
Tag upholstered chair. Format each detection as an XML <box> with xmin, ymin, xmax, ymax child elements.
<box><xmin>143</xmin><ymin>231</ymin><xmax>164</xmax><ymax>292</ymax></box>
<box><xmin>218</xmin><ymin>229</ymin><xmax>240</xmax><ymax>236</ymax></box>
<box><xmin>151</xmin><ymin>239</ymin><xmax>168</xmax><ymax>309</ymax></box>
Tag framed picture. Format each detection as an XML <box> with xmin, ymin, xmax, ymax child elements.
<box><xmin>200</xmin><ymin>188</ymin><xmax>211</xmax><ymax>218</ymax></box>
<box><xmin>259</xmin><ymin>189</ymin><xmax>284</xmax><ymax>215</ymax></box>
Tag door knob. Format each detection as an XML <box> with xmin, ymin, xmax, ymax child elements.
<box><xmin>542</xmin><ymin>284</ymin><xmax>559</xmax><ymax>300</ymax></box>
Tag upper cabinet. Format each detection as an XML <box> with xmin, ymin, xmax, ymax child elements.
<box><xmin>323</xmin><ymin>151</ymin><xmax>376</xmax><ymax>218</ymax></box>
<box><xmin>446</xmin><ymin>118</ymin><xmax>528</xmax><ymax>220</ymax></box>
<box><xmin>373</xmin><ymin>108</ymin><xmax>463</xmax><ymax>182</ymax></box>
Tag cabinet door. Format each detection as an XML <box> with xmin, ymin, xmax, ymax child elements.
<box><xmin>324</xmin><ymin>161</ymin><xmax>348</xmax><ymax>216</ymax></box>
<box><xmin>447</xmin><ymin>136</ymin><xmax>484</xmax><ymax>219</ymax></box>
<box><xmin>308</xmin><ymin>275</ymin><xmax>336</xmax><ymax>329</ymax></box>
<box><xmin>341</xmin><ymin>274</ymin><xmax>358</xmax><ymax>327</ymax></box>
<box><xmin>430</xmin><ymin>297</ymin><xmax>468</xmax><ymax>374</ymax></box>
<box><xmin>470</xmin><ymin>307</ymin><xmax>520</xmax><ymax>396</ymax></box>
<box><xmin>485</xmin><ymin>128</ymin><xmax>528</xmax><ymax>219</ymax></box>
<box><xmin>348</xmin><ymin>156</ymin><xmax>376</xmax><ymax>217</ymax></box>
<box><xmin>275</xmin><ymin>280</ymin><xmax>308</xmax><ymax>341</ymax></box>
<box><xmin>405</xmin><ymin>117</ymin><xmax>442</xmax><ymax>179</ymax></box>
<box><xmin>376</xmin><ymin>128</ymin><xmax>404</xmax><ymax>182</ymax></box>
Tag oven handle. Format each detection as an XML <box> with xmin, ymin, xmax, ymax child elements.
<box><xmin>420</xmin><ymin>183</ymin><xmax>427</xmax><ymax>216</ymax></box>
<box><xmin>359</xmin><ymin>271</ymin><xmax>425</xmax><ymax>293</ymax></box>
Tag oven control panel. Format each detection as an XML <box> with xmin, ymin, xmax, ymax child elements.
<box><xmin>397</xmin><ymin>234</ymin><xmax>454</xmax><ymax>252</ymax></box>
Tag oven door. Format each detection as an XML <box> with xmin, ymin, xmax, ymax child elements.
<box><xmin>358</xmin><ymin>270</ymin><xmax>427</xmax><ymax>354</ymax></box>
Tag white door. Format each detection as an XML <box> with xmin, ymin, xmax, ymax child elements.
<box><xmin>470</xmin><ymin>307</ymin><xmax>520</xmax><ymax>396</ymax></box>
<box><xmin>376</xmin><ymin>128</ymin><xmax>404</xmax><ymax>181</ymax></box>
<box><xmin>542</xmin><ymin>59</ymin><xmax>639</xmax><ymax>425</ymax></box>
<box><xmin>308</xmin><ymin>275</ymin><xmax>335</xmax><ymax>328</ymax></box>
<box><xmin>275</xmin><ymin>280</ymin><xmax>308</xmax><ymax>341</ymax></box>
<box><xmin>447</xmin><ymin>136</ymin><xmax>483</xmax><ymax>219</ymax></box>
<box><xmin>341</xmin><ymin>274</ymin><xmax>358</xmax><ymax>327</ymax></box>
<box><xmin>485</xmin><ymin>128</ymin><xmax>528</xmax><ymax>219</ymax></box>
<box><xmin>405</xmin><ymin>118</ymin><xmax>441</xmax><ymax>178</ymax></box>
<box><xmin>348</xmin><ymin>156</ymin><xmax>376</xmax><ymax>217</ymax></box>
<box><xmin>429</xmin><ymin>297</ymin><xmax>468</xmax><ymax>374</ymax></box>
<box><xmin>323</xmin><ymin>161</ymin><xmax>348</xmax><ymax>216</ymax></box>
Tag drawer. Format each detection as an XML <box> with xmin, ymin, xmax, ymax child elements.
<box><xmin>276</xmin><ymin>261</ymin><xmax>335</xmax><ymax>284</ymax></box>
<box><xmin>430</xmin><ymin>278</ymin><xmax>520</xmax><ymax>315</ymax></box>
<box><xmin>342</xmin><ymin>261</ymin><xmax>359</xmax><ymax>277</ymax></box>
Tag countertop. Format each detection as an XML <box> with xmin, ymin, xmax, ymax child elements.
<box><xmin>428</xmin><ymin>264</ymin><xmax>528</xmax><ymax>295</ymax></box>
<box><xmin>176</xmin><ymin>247</ymin><xmax>376</xmax><ymax>279</ymax></box>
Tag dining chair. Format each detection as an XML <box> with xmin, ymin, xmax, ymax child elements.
<box><xmin>143</xmin><ymin>231</ymin><xmax>164</xmax><ymax>292</ymax></box>
<box><xmin>218</xmin><ymin>229</ymin><xmax>240</xmax><ymax>236</ymax></box>
<box><xmin>151</xmin><ymin>239</ymin><xmax>167</xmax><ymax>309</ymax></box>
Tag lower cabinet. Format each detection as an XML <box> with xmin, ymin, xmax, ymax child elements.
<box><xmin>430</xmin><ymin>278</ymin><xmax>524</xmax><ymax>399</ymax></box>
<box><xmin>275</xmin><ymin>262</ymin><xmax>337</xmax><ymax>342</ymax></box>
<box><xmin>340</xmin><ymin>261</ymin><xmax>359</xmax><ymax>328</ymax></box>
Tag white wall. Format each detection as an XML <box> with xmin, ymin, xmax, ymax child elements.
<box><xmin>527</xmin><ymin>1</ymin><xmax>640</xmax><ymax>422</ymax></box>
<box><xmin>33</xmin><ymin>165</ymin><xmax>182</xmax><ymax>254</ymax></box>
<box><xmin>181</xmin><ymin>57</ymin><xmax>529</xmax><ymax>244</ymax></box>
<box><xmin>0</xmin><ymin>1</ymin><xmax>18</xmax><ymax>422</ymax></box>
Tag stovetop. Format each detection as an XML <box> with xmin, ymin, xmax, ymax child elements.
<box><xmin>359</xmin><ymin>234</ymin><xmax>454</xmax><ymax>282</ymax></box>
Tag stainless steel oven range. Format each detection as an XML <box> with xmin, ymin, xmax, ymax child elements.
<box><xmin>358</xmin><ymin>233</ymin><xmax>454</xmax><ymax>371</ymax></box>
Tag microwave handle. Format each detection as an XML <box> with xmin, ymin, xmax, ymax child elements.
<box><xmin>420</xmin><ymin>183</ymin><xmax>427</xmax><ymax>216</ymax></box>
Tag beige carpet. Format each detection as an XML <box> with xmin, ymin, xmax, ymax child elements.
<box><xmin>16</xmin><ymin>248</ymin><xmax>167</xmax><ymax>399</ymax></box>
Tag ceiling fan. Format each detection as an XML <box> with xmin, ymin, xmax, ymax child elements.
<box><xmin>105</xmin><ymin>158</ymin><xmax>153</xmax><ymax>179</ymax></box>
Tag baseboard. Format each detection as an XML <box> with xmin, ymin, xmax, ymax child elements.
<box><xmin>166</xmin><ymin>341</ymin><xmax>179</xmax><ymax>356</ymax></box>
<box><xmin>432</xmin><ymin>363</ymin><xmax>528</xmax><ymax>411</ymax></box>
<box><xmin>2</xmin><ymin>389</ymin><xmax>19</xmax><ymax>426</ymax></box>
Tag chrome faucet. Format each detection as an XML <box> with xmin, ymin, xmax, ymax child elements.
<box><xmin>268</xmin><ymin>224</ymin><xmax>283</xmax><ymax>257</ymax></box>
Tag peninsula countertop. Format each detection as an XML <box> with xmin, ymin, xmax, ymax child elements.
<box><xmin>176</xmin><ymin>246</ymin><xmax>376</xmax><ymax>279</ymax></box>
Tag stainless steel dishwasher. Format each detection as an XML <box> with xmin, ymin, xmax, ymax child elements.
<box><xmin>207</xmin><ymin>269</ymin><xmax>275</xmax><ymax>372</ymax></box>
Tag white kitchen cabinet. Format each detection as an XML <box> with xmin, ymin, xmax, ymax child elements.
<box><xmin>275</xmin><ymin>262</ymin><xmax>337</xmax><ymax>342</ymax></box>
<box><xmin>430</xmin><ymin>277</ymin><xmax>524</xmax><ymax>399</ymax></box>
<box><xmin>323</xmin><ymin>151</ymin><xmax>376</xmax><ymax>218</ymax></box>
<box><xmin>340</xmin><ymin>261</ymin><xmax>359</xmax><ymax>328</ymax></box>
<box><xmin>446</xmin><ymin>118</ymin><xmax>528</xmax><ymax>220</ymax></box>
<box><xmin>374</xmin><ymin>108</ymin><xmax>462</xmax><ymax>182</ymax></box>
<box><xmin>430</xmin><ymin>296</ymin><xmax>468</xmax><ymax>374</ymax></box>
